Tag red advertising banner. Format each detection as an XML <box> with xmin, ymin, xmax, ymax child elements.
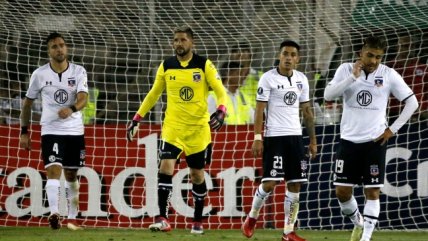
<box><xmin>0</xmin><ymin>124</ymin><xmax>286</xmax><ymax>229</ymax></box>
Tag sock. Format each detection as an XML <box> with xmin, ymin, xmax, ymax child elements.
<box><xmin>361</xmin><ymin>199</ymin><xmax>380</xmax><ymax>240</ymax></box>
<box><xmin>158</xmin><ymin>173</ymin><xmax>173</xmax><ymax>219</ymax></box>
<box><xmin>283</xmin><ymin>190</ymin><xmax>300</xmax><ymax>234</ymax></box>
<box><xmin>339</xmin><ymin>196</ymin><xmax>362</xmax><ymax>227</ymax></box>
<box><xmin>249</xmin><ymin>184</ymin><xmax>270</xmax><ymax>219</ymax></box>
<box><xmin>65</xmin><ymin>181</ymin><xmax>80</xmax><ymax>219</ymax></box>
<box><xmin>45</xmin><ymin>179</ymin><xmax>61</xmax><ymax>215</ymax></box>
<box><xmin>192</xmin><ymin>181</ymin><xmax>207</xmax><ymax>222</ymax></box>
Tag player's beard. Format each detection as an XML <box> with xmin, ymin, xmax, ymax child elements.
<box><xmin>175</xmin><ymin>47</ymin><xmax>190</xmax><ymax>57</ymax></box>
<box><xmin>52</xmin><ymin>54</ymin><xmax>67</xmax><ymax>64</ymax></box>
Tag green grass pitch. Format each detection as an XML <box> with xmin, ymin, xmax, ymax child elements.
<box><xmin>0</xmin><ymin>227</ymin><xmax>427</xmax><ymax>241</ymax></box>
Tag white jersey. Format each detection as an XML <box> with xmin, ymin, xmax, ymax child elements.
<box><xmin>257</xmin><ymin>68</ymin><xmax>310</xmax><ymax>137</ymax></box>
<box><xmin>26</xmin><ymin>62</ymin><xmax>88</xmax><ymax>135</ymax></box>
<box><xmin>329</xmin><ymin>63</ymin><xmax>413</xmax><ymax>142</ymax></box>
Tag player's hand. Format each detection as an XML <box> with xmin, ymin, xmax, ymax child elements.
<box><xmin>127</xmin><ymin>114</ymin><xmax>142</xmax><ymax>142</ymax></box>
<box><xmin>307</xmin><ymin>143</ymin><xmax>317</xmax><ymax>160</ymax></box>
<box><xmin>126</xmin><ymin>121</ymin><xmax>140</xmax><ymax>142</ymax></box>
<box><xmin>252</xmin><ymin>140</ymin><xmax>263</xmax><ymax>157</ymax></box>
<box><xmin>374</xmin><ymin>128</ymin><xmax>394</xmax><ymax>146</ymax></box>
<box><xmin>58</xmin><ymin>107</ymin><xmax>73</xmax><ymax>119</ymax></box>
<box><xmin>352</xmin><ymin>60</ymin><xmax>364</xmax><ymax>78</ymax></box>
<box><xmin>19</xmin><ymin>134</ymin><xmax>32</xmax><ymax>151</ymax></box>
<box><xmin>209</xmin><ymin>105</ymin><xmax>226</xmax><ymax>131</ymax></box>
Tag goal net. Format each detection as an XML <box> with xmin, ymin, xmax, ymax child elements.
<box><xmin>0</xmin><ymin>0</ymin><xmax>427</xmax><ymax>230</ymax></box>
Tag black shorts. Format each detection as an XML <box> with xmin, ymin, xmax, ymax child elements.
<box><xmin>262</xmin><ymin>136</ymin><xmax>308</xmax><ymax>183</ymax></box>
<box><xmin>333</xmin><ymin>139</ymin><xmax>386</xmax><ymax>187</ymax></box>
<box><xmin>159</xmin><ymin>141</ymin><xmax>212</xmax><ymax>170</ymax></box>
<box><xmin>41</xmin><ymin>135</ymin><xmax>86</xmax><ymax>169</ymax></box>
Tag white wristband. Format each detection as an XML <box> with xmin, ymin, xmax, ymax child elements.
<box><xmin>254</xmin><ymin>134</ymin><xmax>262</xmax><ymax>141</ymax></box>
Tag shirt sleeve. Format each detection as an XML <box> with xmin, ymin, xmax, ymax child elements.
<box><xmin>77</xmin><ymin>67</ymin><xmax>89</xmax><ymax>93</ymax></box>
<box><xmin>299</xmin><ymin>74</ymin><xmax>310</xmax><ymax>102</ymax></box>
<box><xmin>26</xmin><ymin>70</ymin><xmax>41</xmax><ymax>99</ymax></box>
<box><xmin>389</xmin><ymin>68</ymin><xmax>414</xmax><ymax>101</ymax></box>
<box><xmin>136</xmin><ymin>63</ymin><xmax>166</xmax><ymax>117</ymax></box>
<box><xmin>324</xmin><ymin>63</ymin><xmax>356</xmax><ymax>101</ymax></box>
<box><xmin>205</xmin><ymin>59</ymin><xmax>227</xmax><ymax>108</ymax></box>
<box><xmin>256</xmin><ymin>73</ymin><xmax>270</xmax><ymax>102</ymax></box>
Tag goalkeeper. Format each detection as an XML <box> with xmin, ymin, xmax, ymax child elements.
<box><xmin>127</xmin><ymin>26</ymin><xmax>227</xmax><ymax>234</ymax></box>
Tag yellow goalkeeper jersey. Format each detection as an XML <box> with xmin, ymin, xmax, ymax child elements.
<box><xmin>137</xmin><ymin>53</ymin><xmax>226</xmax><ymax>128</ymax></box>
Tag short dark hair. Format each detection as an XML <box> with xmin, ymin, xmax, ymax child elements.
<box><xmin>174</xmin><ymin>25</ymin><xmax>194</xmax><ymax>39</ymax></box>
<box><xmin>46</xmin><ymin>32</ymin><xmax>65</xmax><ymax>45</ymax></box>
<box><xmin>279</xmin><ymin>40</ymin><xmax>300</xmax><ymax>52</ymax></box>
<box><xmin>220</xmin><ymin>61</ymin><xmax>242</xmax><ymax>79</ymax></box>
<box><xmin>363</xmin><ymin>35</ymin><xmax>387</xmax><ymax>51</ymax></box>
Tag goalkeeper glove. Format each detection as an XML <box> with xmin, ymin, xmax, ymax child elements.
<box><xmin>126</xmin><ymin>114</ymin><xmax>141</xmax><ymax>142</ymax></box>
<box><xmin>209</xmin><ymin>105</ymin><xmax>226</xmax><ymax>131</ymax></box>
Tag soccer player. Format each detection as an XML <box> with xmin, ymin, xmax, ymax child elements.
<box><xmin>126</xmin><ymin>26</ymin><xmax>227</xmax><ymax>234</ymax></box>
<box><xmin>324</xmin><ymin>35</ymin><xmax>418</xmax><ymax>241</ymax></box>
<box><xmin>19</xmin><ymin>32</ymin><xmax>88</xmax><ymax>230</ymax></box>
<box><xmin>242</xmin><ymin>40</ymin><xmax>317</xmax><ymax>241</ymax></box>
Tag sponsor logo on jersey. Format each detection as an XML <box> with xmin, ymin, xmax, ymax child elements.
<box><xmin>257</xmin><ymin>87</ymin><xmax>263</xmax><ymax>95</ymax></box>
<box><xmin>54</xmin><ymin>89</ymin><xmax>69</xmax><ymax>104</ymax></box>
<box><xmin>356</xmin><ymin>90</ymin><xmax>372</xmax><ymax>106</ymax></box>
<box><xmin>270</xmin><ymin>169</ymin><xmax>277</xmax><ymax>177</ymax></box>
<box><xmin>283</xmin><ymin>91</ymin><xmax>297</xmax><ymax>105</ymax></box>
<box><xmin>179</xmin><ymin>86</ymin><xmax>194</xmax><ymax>101</ymax></box>
<box><xmin>49</xmin><ymin>155</ymin><xmax>56</xmax><ymax>162</ymax></box>
<box><xmin>193</xmin><ymin>72</ymin><xmax>201</xmax><ymax>82</ymax></box>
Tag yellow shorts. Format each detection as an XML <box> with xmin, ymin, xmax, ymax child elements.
<box><xmin>161</xmin><ymin>124</ymin><xmax>211</xmax><ymax>156</ymax></box>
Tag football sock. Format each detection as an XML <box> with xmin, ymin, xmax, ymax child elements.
<box><xmin>158</xmin><ymin>173</ymin><xmax>173</xmax><ymax>219</ymax></box>
<box><xmin>46</xmin><ymin>179</ymin><xmax>61</xmax><ymax>215</ymax></box>
<box><xmin>362</xmin><ymin>199</ymin><xmax>380</xmax><ymax>240</ymax></box>
<box><xmin>65</xmin><ymin>181</ymin><xmax>80</xmax><ymax>219</ymax></box>
<box><xmin>339</xmin><ymin>195</ymin><xmax>362</xmax><ymax>227</ymax></box>
<box><xmin>192</xmin><ymin>181</ymin><xmax>207</xmax><ymax>222</ymax></box>
<box><xmin>249</xmin><ymin>184</ymin><xmax>270</xmax><ymax>219</ymax></box>
<box><xmin>283</xmin><ymin>190</ymin><xmax>299</xmax><ymax>234</ymax></box>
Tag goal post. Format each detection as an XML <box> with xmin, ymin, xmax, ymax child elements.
<box><xmin>0</xmin><ymin>0</ymin><xmax>427</xmax><ymax>230</ymax></box>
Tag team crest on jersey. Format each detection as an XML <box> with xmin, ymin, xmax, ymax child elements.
<box><xmin>374</xmin><ymin>77</ymin><xmax>383</xmax><ymax>87</ymax></box>
<box><xmin>297</xmin><ymin>82</ymin><xmax>303</xmax><ymax>90</ymax></box>
<box><xmin>370</xmin><ymin>164</ymin><xmax>379</xmax><ymax>176</ymax></box>
<box><xmin>300</xmin><ymin>160</ymin><xmax>308</xmax><ymax>171</ymax></box>
<box><xmin>257</xmin><ymin>87</ymin><xmax>263</xmax><ymax>95</ymax></box>
<box><xmin>80</xmin><ymin>150</ymin><xmax>86</xmax><ymax>160</ymax></box>
<box><xmin>68</xmin><ymin>77</ymin><xmax>76</xmax><ymax>87</ymax></box>
<box><xmin>193</xmin><ymin>72</ymin><xmax>202</xmax><ymax>82</ymax></box>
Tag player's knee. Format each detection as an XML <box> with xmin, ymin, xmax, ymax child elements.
<box><xmin>262</xmin><ymin>181</ymin><xmax>277</xmax><ymax>193</ymax></box>
<box><xmin>335</xmin><ymin>186</ymin><xmax>353</xmax><ymax>202</ymax></box>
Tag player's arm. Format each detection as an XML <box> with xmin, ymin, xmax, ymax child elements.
<box><xmin>205</xmin><ymin>60</ymin><xmax>227</xmax><ymax>130</ymax></box>
<box><xmin>301</xmin><ymin>101</ymin><xmax>317</xmax><ymax>159</ymax></box>
<box><xmin>20</xmin><ymin>97</ymin><xmax>34</xmax><ymax>150</ymax></box>
<box><xmin>58</xmin><ymin>92</ymin><xmax>88</xmax><ymax>119</ymax></box>
<box><xmin>252</xmin><ymin>100</ymin><xmax>266</xmax><ymax>157</ymax></box>
<box><xmin>324</xmin><ymin>63</ymin><xmax>359</xmax><ymax>101</ymax></box>
<box><xmin>127</xmin><ymin>63</ymin><xmax>166</xmax><ymax>141</ymax></box>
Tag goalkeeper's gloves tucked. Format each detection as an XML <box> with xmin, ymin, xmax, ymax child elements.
<box><xmin>209</xmin><ymin>105</ymin><xmax>226</xmax><ymax>131</ymax></box>
<box><xmin>126</xmin><ymin>114</ymin><xmax>141</xmax><ymax>142</ymax></box>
